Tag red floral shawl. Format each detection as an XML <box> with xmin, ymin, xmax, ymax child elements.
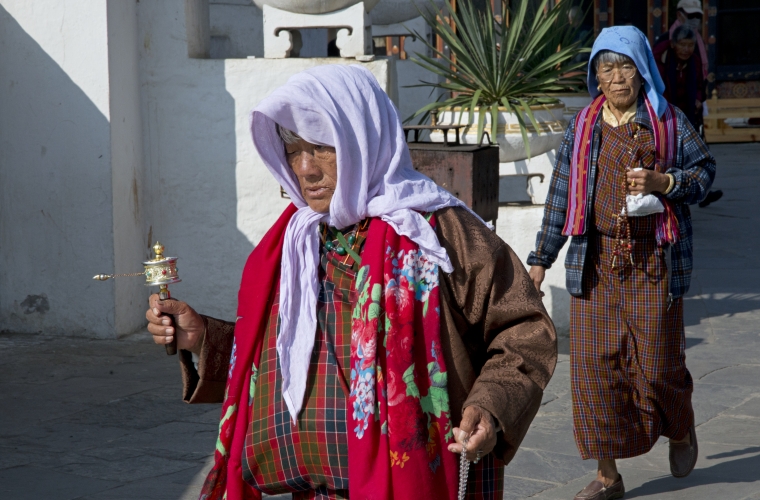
<box><xmin>200</xmin><ymin>206</ymin><xmax>459</xmax><ymax>499</ymax></box>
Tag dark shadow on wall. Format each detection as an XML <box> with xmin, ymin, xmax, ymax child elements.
<box><xmin>0</xmin><ymin>5</ymin><xmax>115</xmax><ymax>336</ymax></box>
<box><xmin>138</xmin><ymin>2</ymin><xmax>254</xmax><ymax>322</ymax></box>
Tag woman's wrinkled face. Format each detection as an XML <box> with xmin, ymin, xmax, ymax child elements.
<box><xmin>598</xmin><ymin>61</ymin><xmax>642</xmax><ymax>110</ymax></box>
<box><xmin>673</xmin><ymin>38</ymin><xmax>696</xmax><ymax>61</ymax></box>
<box><xmin>285</xmin><ymin>138</ymin><xmax>338</xmax><ymax>214</ymax></box>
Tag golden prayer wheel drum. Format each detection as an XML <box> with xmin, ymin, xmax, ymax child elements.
<box><xmin>94</xmin><ymin>241</ymin><xmax>181</xmax><ymax>355</ymax></box>
<box><xmin>143</xmin><ymin>242</ymin><xmax>181</xmax><ymax>287</ymax></box>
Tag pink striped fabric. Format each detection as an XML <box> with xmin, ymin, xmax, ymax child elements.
<box><xmin>562</xmin><ymin>95</ymin><xmax>680</xmax><ymax>245</ymax></box>
<box><xmin>643</xmin><ymin>98</ymin><xmax>680</xmax><ymax>245</ymax></box>
<box><xmin>562</xmin><ymin>95</ymin><xmax>606</xmax><ymax>237</ymax></box>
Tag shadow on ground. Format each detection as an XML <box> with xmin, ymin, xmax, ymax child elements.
<box><xmin>625</xmin><ymin>449</ymin><xmax>760</xmax><ymax>498</ymax></box>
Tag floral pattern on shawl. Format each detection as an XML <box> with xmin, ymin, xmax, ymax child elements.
<box><xmin>347</xmin><ymin>217</ymin><xmax>459</xmax><ymax>499</ymax></box>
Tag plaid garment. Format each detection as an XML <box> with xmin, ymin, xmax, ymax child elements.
<box><xmin>527</xmin><ymin>97</ymin><xmax>716</xmax><ymax>298</ymax></box>
<box><xmin>464</xmin><ymin>454</ymin><xmax>504</xmax><ymax>498</ymax></box>
<box><xmin>241</xmin><ymin>220</ymin><xmax>505</xmax><ymax>499</ymax></box>
<box><xmin>570</xmin><ymin>122</ymin><xmax>694</xmax><ymax>460</ymax></box>
<box><xmin>242</xmin><ymin>224</ymin><xmax>367</xmax><ymax>497</ymax></box>
<box><xmin>593</xmin><ymin>122</ymin><xmax>659</xmax><ymax>238</ymax></box>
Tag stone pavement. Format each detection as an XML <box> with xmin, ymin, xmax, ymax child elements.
<box><xmin>1</xmin><ymin>143</ymin><xmax>759</xmax><ymax>499</ymax></box>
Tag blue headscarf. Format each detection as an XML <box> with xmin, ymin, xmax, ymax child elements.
<box><xmin>588</xmin><ymin>26</ymin><xmax>668</xmax><ymax>118</ymax></box>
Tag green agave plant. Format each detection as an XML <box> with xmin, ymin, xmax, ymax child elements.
<box><xmin>409</xmin><ymin>0</ymin><xmax>591</xmax><ymax>157</ymax></box>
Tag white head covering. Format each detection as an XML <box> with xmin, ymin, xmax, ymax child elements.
<box><xmin>251</xmin><ymin>64</ymin><xmax>473</xmax><ymax>421</ymax></box>
<box><xmin>677</xmin><ymin>0</ymin><xmax>703</xmax><ymax>15</ymax></box>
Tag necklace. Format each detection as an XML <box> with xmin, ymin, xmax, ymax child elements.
<box><xmin>321</xmin><ymin>218</ymin><xmax>369</xmax><ymax>266</ymax></box>
<box><xmin>612</xmin><ymin>125</ymin><xmax>638</xmax><ymax>269</ymax></box>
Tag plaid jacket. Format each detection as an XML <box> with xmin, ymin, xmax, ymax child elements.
<box><xmin>527</xmin><ymin>99</ymin><xmax>716</xmax><ymax>298</ymax></box>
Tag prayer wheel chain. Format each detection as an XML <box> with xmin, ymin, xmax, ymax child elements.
<box><xmin>612</xmin><ymin>126</ymin><xmax>640</xmax><ymax>269</ymax></box>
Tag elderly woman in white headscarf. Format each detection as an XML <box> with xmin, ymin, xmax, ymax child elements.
<box><xmin>145</xmin><ymin>65</ymin><xmax>556</xmax><ymax>500</ymax></box>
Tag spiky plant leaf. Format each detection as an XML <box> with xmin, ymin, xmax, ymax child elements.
<box><xmin>408</xmin><ymin>0</ymin><xmax>591</xmax><ymax>157</ymax></box>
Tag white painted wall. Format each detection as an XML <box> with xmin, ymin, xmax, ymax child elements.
<box><xmin>0</xmin><ymin>1</ymin><xmax>115</xmax><ymax>336</ymax></box>
<box><xmin>497</xmin><ymin>150</ymin><xmax>572</xmax><ymax>336</ymax></box>
<box><xmin>208</xmin><ymin>1</ymin><xmax>330</xmax><ymax>59</ymax></box>
<box><xmin>0</xmin><ymin>0</ymin><xmax>152</xmax><ymax>337</ymax></box>
<box><xmin>137</xmin><ymin>0</ymin><xmax>396</xmax><ymax>322</ymax></box>
<box><xmin>495</xmin><ymin>206</ymin><xmax>570</xmax><ymax>336</ymax></box>
<box><xmin>209</xmin><ymin>0</ymin><xmax>264</xmax><ymax>58</ymax></box>
<box><xmin>108</xmin><ymin>0</ymin><xmax>150</xmax><ymax>335</ymax></box>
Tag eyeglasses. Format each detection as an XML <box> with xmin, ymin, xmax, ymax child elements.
<box><xmin>597</xmin><ymin>64</ymin><xmax>637</xmax><ymax>83</ymax></box>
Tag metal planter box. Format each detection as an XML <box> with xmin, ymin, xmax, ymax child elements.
<box><xmin>405</xmin><ymin>126</ymin><xmax>500</xmax><ymax>224</ymax></box>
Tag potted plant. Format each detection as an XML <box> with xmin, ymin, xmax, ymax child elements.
<box><xmin>408</xmin><ymin>0</ymin><xmax>590</xmax><ymax>161</ymax></box>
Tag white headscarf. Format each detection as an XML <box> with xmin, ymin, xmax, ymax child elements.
<box><xmin>250</xmin><ymin>64</ymin><xmax>472</xmax><ymax>421</ymax></box>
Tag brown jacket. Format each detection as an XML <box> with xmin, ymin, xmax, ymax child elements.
<box><xmin>179</xmin><ymin>206</ymin><xmax>557</xmax><ymax>464</ymax></box>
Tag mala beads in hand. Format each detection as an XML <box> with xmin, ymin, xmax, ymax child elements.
<box><xmin>612</xmin><ymin>175</ymin><xmax>633</xmax><ymax>269</ymax></box>
<box><xmin>458</xmin><ymin>435</ymin><xmax>470</xmax><ymax>500</ymax></box>
<box><xmin>612</xmin><ymin>126</ymin><xmax>641</xmax><ymax>269</ymax></box>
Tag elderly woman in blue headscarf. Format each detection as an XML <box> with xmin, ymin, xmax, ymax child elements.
<box><xmin>527</xmin><ymin>26</ymin><xmax>715</xmax><ymax>500</ymax></box>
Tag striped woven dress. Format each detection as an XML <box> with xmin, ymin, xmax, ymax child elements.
<box><xmin>570</xmin><ymin>116</ymin><xmax>694</xmax><ymax>460</ymax></box>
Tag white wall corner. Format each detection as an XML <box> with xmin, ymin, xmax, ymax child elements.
<box><xmin>107</xmin><ymin>0</ymin><xmax>149</xmax><ymax>336</ymax></box>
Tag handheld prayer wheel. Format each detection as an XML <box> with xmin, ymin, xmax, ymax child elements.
<box><xmin>93</xmin><ymin>241</ymin><xmax>182</xmax><ymax>355</ymax></box>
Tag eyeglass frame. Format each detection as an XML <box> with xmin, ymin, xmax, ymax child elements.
<box><xmin>596</xmin><ymin>64</ymin><xmax>638</xmax><ymax>83</ymax></box>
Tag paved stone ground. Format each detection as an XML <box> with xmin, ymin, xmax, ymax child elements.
<box><xmin>1</xmin><ymin>144</ymin><xmax>758</xmax><ymax>499</ymax></box>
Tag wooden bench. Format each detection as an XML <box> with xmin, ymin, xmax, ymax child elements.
<box><xmin>704</xmin><ymin>91</ymin><xmax>760</xmax><ymax>144</ymax></box>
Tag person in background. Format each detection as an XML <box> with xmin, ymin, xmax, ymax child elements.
<box><xmin>656</xmin><ymin>3</ymin><xmax>723</xmax><ymax>208</ymax></box>
<box><xmin>654</xmin><ymin>26</ymin><xmax>704</xmax><ymax>131</ymax></box>
<box><xmin>657</xmin><ymin>0</ymin><xmax>707</xmax><ymax>80</ymax></box>
<box><xmin>654</xmin><ymin>26</ymin><xmax>722</xmax><ymax>207</ymax></box>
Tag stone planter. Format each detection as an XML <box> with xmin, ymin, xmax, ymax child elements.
<box><xmin>545</xmin><ymin>92</ymin><xmax>592</xmax><ymax>123</ymax></box>
<box><xmin>430</xmin><ymin>103</ymin><xmax>567</xmax><ymax>163</ymax></box>
<box><xmin>253</xmin><ymin>0</ymin><xmax>379</xmax><ymax>14</ymax></box>
<box><xmin>370</xmin><ymin>0</ymin><xmax>443</xmax><ymax>26</ymax></box>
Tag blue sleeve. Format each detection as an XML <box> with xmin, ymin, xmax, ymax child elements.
<box><xmin>665</xmin><ymin>108</ymin><xmax>716</xmax><ymax>205</ymax></box>
<box><xmin>527</xmin><ymin>117</ymin><xmax>575</xmax><ymax>268</ymax></box>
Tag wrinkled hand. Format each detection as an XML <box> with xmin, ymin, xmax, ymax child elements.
<box><xmin>529</xmin><ymin>265</ymin><xmax>546</xmax><ymax>298</ymax></box>
<box><xmin>145</xmin><ymin>294</ymin><xmax>205</xmax><ymax>354</ymax></box>
<box><xmin>448</xmin><ymin>405</ymin><xmax>498</xmax><ymax>462</ymax></box>
<box><xmin>626</xmin><ymin>169</ymin><xmax>670</xmax><ymax>196</ymax></box>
